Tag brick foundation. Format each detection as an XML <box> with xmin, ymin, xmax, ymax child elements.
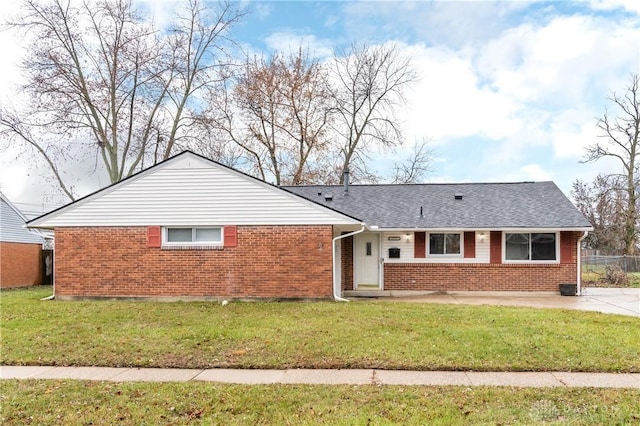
<box><xmin>54</xmin><ymin>225</ymin><xmax>333</xmax><ymax>299</ymax></box>
<box><xmin>383</xmin><ymin>263</ymin><xmax>577</xmax><ymax>292</ymax></box>
<box><xmin>0</xmin><ymin>242</ymin><xmax>43</xmax><ymax>288</ymax></box>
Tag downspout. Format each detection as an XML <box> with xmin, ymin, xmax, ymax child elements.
<box><xmin>332</xmin><ymin>225</ymin><xmax>366</xmax><ymax>302</ymax></box>
<box><xmin>576</xmin><ymin>231</ymin><xmax>588</xmax><ymax>296</ymax></box>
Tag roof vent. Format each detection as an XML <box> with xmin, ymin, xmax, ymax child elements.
<box><xmin>324</xmin><ymin>194</ymin><xmax>333</xmax><ymax>201</ymax></box>
<box><xmin>343</xmin><ymin>168</ymin><xmax>350</xmax><ymax>195</ymax></box>
<box><xmin>454</xmin><ymin>193</ymin><xmax>463</xmax><ymax>200</ymax></box>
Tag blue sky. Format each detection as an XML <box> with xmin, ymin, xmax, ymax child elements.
<box><xmin>1</xmin><ymin>0</ymin><xmax>639</xmax><ymax>216</ymax></box>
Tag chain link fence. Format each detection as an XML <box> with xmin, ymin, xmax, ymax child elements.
<box><xmin>582</xmin><ymin>255</ymin><xmax>640</xmax><ymax>273</ymax></box>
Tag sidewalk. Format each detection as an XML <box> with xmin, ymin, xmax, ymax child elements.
<box><xmin>2</xmin><ymin>366</ymin><xmax>639</xmax><ymax>388</ymax></box>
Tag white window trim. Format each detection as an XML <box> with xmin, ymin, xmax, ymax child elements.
<box><xmin>162</xmin><ymin>226</ymin><xmax>223</xmax><ymax>247</ymax></box>
<box><xmin>502</xmin><ymin>231</ymin><xmax>560</xmax><ymax>264</ymax></box>
<box><xmin>427</xmin><ymin>232</ymin><xmax>463</xmax><ymax>257</ymax></box>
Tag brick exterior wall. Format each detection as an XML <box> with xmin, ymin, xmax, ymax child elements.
<box><xmin>54</xmin><ymin>225</ymin><xmax>334</xmax><ymax>299</ymax></box>
<box><xmin>0</xmin><ymin>242</ymin><xmax>42</xmax><ymax>288</ymax></box>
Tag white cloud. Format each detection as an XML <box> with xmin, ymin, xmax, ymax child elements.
<box><xmin>402</xmin><ymin>44</ymin><xmax>521</xmax><ymax>143</ymax></box>
<box><xmin>520</xmin><ymin>163</ymin><xmax>553</xmax><ymax>181</ymax></box>
<box><xmin>477</xmin><ymin>15</ymin><xmax>639</xmax><ymax>105</ymax></box>
<box><xmin>264</xmin><ymin>32</ymin><xmax>333</xmax><ymax>58</ymax></box>
<box><xmin>341</xmin><ymin>0</ymin><xmax>530</xmax><ymax>48</ymax></box>
<box><xmin>0</xmin><ymin>0</ymin><xmax>27</xmax><ymax>102</ymax></box>
<box><xmin>0</xmin><ymin>159</ymin><xmax>27</xmax><ymax>201</ymax></box>
<box><xmin>405</xmin><ymin>11</ymin><xmax>639</xmax><ymax>171</ymax></box>
<box><xmin>550</xmin><ymin>109</ymin><xmax>600</xmax><ymax>159</ymax></box>
<box><xmin>587</xmin><ymin>0</ymin><xmax>640</xmax><ymax>14</ymax></box>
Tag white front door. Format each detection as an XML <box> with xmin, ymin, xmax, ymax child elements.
<box><xmin>354</xmin><ymin>233</ymin><xmax>380</xmax><ymax>289</ymax></box>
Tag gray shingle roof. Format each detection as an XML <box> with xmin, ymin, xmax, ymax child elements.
<box><xmin>284</xmin><ymin>181</ymin><xmax>592</xmax><ymax>229</ymax></box>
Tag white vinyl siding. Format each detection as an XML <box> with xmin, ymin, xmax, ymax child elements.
<box><xmin>382</xmin><ymin>233</ymin><xmax>415</xmax><ymax>259</ymax></box>
<box><xmin>474</xmin><ymin>233</ymin><xmax>490</xmax><ymax>262</ymax></box>
<box><xmin>382</xmin><ymin>231</ymin><xmax>490</xmax><ymax>264</ymax></box>
<box><xmin>29</xmin><ymin>154</ymin><xmax>360</xmax><ymax>228</ymax></box>
<box><xmin>0</xmin><ymin>197</ymin><xmax>44</xmax><ymax>244</ymax></box>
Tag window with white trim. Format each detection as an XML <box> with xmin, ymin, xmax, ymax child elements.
<box><xmin>163</xmin><ymin>227</ymin><xmax>222</xmax><ymax>246</ymax></box>
<box><xmin>504</xmin><ymin>232</ymin><xmax>557</xmax><ymax>261</ymax></box>
<box><xmin>429</xmin><ymin>233</ymin><xmax>461</xmax><ymax>255</ymax></box>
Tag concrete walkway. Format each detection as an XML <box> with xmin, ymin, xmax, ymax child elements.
<box><xmin>379</xmin><ymin>287</ymin><xmax>640</xmax><ymax>317</ymax></box>
<box><xmin>2</xmin><ymin>366</ymin><xmax>639</xmax><ymax>388</ymax></box>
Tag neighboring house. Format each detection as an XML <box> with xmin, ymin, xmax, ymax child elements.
<box><xmin>1</xmin><ymin>192</ymin><xmax>45</xmax><ymax>288</ymax></box>
<box><xmin>27</xmin><ymin>151</ymin><xmax>592</xmax><ymax>301</ymax></box>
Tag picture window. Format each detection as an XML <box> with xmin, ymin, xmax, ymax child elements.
<box><xmin>429</xmin><ymin>233</ymin><xmax>461</xmax><ymax>255</ymax></box>
<box><xmin>505</xmin><ymin>232</ymin><xmax>557</xmax><ymax>261</ymax></box>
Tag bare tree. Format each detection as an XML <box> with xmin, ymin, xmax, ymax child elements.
<box><xmin>391</xmin><ymin>138</ymin><xmax>434</xmax><ymax>184</ymax></box>
<box><xmin>572</xmin><ymin>175</ymin><xmax>627</xmax><ymax>254</ymax></box>
<box><xmin>330</xmin><ymin>42</ymin><xmax>418</xmax><ymax>184</ymax></box>
<box><xmin>211</xmin><ymin>49</ymin><xmax>335</xmax><ymax>185</ymax></box>
<box><xmin>0</xmin><ymin>0</ymin><xmax>242</xmax><ymax>200</ymax></box>
<box><xmin>584</xmin><ymin>74</ymin><xmax>640</xmax><ymax>254</ymax></box>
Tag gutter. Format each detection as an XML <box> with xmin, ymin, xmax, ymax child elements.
<box><xmin>576</xmin><ymin>231</ymin><xmax>589</xmax><ymax>296</ymax></box>
<box><xmin>332</xmin><ymin>225</ymin><xmax>366</xmax><ymax>302</ymax></box>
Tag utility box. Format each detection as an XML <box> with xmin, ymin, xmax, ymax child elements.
<box><xmin>388</xmin><ymin>248</ymin><xmax>401</xmax><ymax>258</ymax></box>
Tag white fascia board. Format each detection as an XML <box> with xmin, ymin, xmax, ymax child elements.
<box><xmin>493</xmin><ymin>227</ymin><xmax>594</xmax><ymax>232</ymax></box>
<box><xmin>375</xmin><ymin>227</ymin><xmax>594</xmax><ymax>232</ymax></box>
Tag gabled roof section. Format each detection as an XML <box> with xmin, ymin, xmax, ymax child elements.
<box><xmin>1</xmin><ymin>192</ymin><xmax>44</xmax><ymax>243</ymax></box>
<box><xmin>28</xmin><ymin>151</ymin><xmax>361</xmax><ymax>228</ymax></box>
<box><xmin>286</xmin><ymin>181</ymin><xmax>592</xmax><ymax>230</ymax></box>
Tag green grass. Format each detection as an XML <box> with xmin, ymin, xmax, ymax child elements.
<box><xmin>2</xmin><ymin>380</ymin><xmax>639</xmax><ymax>425</ymax></box>
<box><xmin>627</xmin><ymin>272</ymin><xmax>640</xmax><ymax>287</ymax></box>
<box><xmin>2</xmin><ymin>286</ymin><xmax>639</xmax><ymax>372</ymax></box>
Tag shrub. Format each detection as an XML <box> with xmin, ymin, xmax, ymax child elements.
<box><xmin>601</xmin><ymin>265</ymin><xmax>629</xmax><ymax>286</ymax></box>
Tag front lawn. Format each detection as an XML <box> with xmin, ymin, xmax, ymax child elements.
<box><xmin>2</xmin><ymin>286</ymin><xmax>638</xmax><ymax>372</ymax></box>
<box><xmin>2</xmin><ymin>380</ymin><xmax>639</xmax><ymax>425</ymax></box>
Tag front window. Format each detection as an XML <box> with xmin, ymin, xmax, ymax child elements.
<box><xmin>164</xmin><ymin>227</ymin><xmax>222</xmax><ymax>246</ymax></box>
<box><xmin>429</xmin><ymin>233</ymin><xmax>461</xmax><ymax>255</ymax></box>
<box><xmin>505</xmin><ymin>232</ymin><xmax>556</xmax><ymax>261</ymax></box>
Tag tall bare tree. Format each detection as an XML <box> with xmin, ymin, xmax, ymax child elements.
<box><xmin>584</xmin><ymin>74</ymin><xmax>640</xmax><ymax>254</ymax></box>
<box><xmin>0</xmin><ymin>0</ymin><xmax>242</xmax><ymax>200</ymax></box>
<box><xmin>330</xmin><ymin>42</ymin><xmax>418</xmax><ymax>184</ymax></box>
<box><xmin>210</xmin><ymin>49</ymin><xmax>335</xmax><ymax>185</ymax></box>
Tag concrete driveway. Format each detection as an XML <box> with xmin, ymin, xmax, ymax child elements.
<box><xmin>379</xmin><ymin>287</ymin><xmax>640</xmax><ymax>317</ymax></box>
